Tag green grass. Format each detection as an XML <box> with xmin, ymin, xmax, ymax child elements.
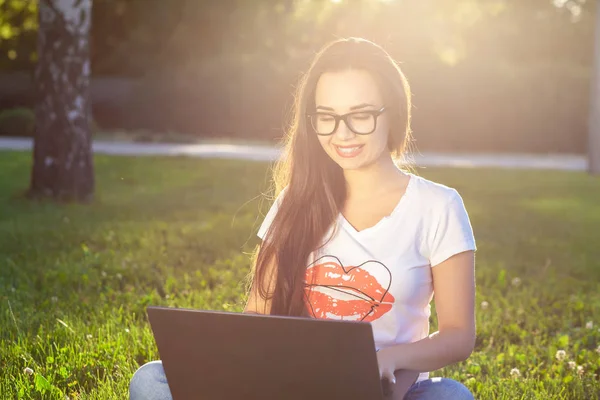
<box><xmin>0</xmin><ymin>151</ymin><xmax>599</xmax><ymax>399</ymax></box>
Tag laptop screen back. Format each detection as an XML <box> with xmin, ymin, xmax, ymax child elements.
<box><xmin>147</xmin><ymin>306</ymin><xmax>384</xmax><ymax>400</ymax></box>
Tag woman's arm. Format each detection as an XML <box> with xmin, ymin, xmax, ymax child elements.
<box><xmin>387</xmin><ymin>250</ymin><xmax>476</xmax><ymax>372</ymax></box>
<box><xmin>243</xmin><ymin>245</ymin><xmax>277</xmax><ymax>315</ymax></box>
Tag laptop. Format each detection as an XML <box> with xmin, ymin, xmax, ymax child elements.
<box><xmin>147</xmin><ymin>306</ymin><xmax>393</xmax><ymax>400</ymax></box>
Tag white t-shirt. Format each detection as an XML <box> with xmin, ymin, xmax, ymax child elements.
<box><xmin>257</xmin><ymin>172</ymin><xmax>476</xmax><ymax>383</ymax></box>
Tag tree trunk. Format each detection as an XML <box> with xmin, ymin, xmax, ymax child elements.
<box><xmin>590</xmin><ymin>0</ymin><xmax>600</xmax><ymax>175</ymax></box>
<box><xmin>29</xmin><ymin>0</ymin><xmax>94</xmax><ymax>202</ymax></box>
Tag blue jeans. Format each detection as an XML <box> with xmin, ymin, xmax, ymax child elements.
<box><xmin>129</xmin><ymin>360</ymin><xmax>474</xmax><ymax>400</ymax></box>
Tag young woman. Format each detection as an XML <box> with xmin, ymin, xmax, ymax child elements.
<box><xmin>130</xmin><ymin>37</ymin><xmax>477</xmax><ymax>400</ymax></box>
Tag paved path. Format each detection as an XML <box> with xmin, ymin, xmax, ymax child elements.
<box><xmin>0</xmin><ymin>137</ymin><xmax>588</xmax><ymax>171</ymax></box>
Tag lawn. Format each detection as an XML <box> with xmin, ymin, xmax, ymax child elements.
<box><xmin>0</xmin><ymin>150</ymin><xmax>599</xmax><ymax>399</ymax></box>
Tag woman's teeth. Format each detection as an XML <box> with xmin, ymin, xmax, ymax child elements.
<box><xmin>335</xmin><ymin>145</ymin><xmax>364</xmax><ymax>157</ymax></box>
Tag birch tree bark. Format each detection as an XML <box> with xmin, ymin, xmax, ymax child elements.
<box><xmin>29</xmin><ymin>0</ymin><xmax>94</xmax><ymax>201</ymax></box>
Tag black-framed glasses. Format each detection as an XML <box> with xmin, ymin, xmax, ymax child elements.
<box><xmin>306</xmin><ymin>106</ymin><xmax>386</xmax><ymax>136</ymax></box>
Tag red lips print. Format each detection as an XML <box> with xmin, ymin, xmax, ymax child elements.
<box><xmin>304</xmin><ymin>256</ymin><xmax>395</xmax><ymax>322</ymax></box>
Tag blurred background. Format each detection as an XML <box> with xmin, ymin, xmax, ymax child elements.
<box><xmin>0</xmin><ymin>0</ymin><xmax>596</xmax><ymax>153</ymax></box>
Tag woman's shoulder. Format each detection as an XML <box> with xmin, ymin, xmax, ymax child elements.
<box><xmin>407</xmin><ymin>172</ymin><xmax>462</xmax><ymax>207</ymax></box>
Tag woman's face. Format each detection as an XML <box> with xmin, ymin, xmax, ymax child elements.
<box><xmin>312</xmin><ymin>68</ymin><xmax>390</xmax><ymax>171</ymax></box>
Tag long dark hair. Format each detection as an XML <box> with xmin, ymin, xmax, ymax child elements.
<box><xmin>250</xmin><ymin>37</ymin><xmax>413</xmax><ymax>317</ymax></box>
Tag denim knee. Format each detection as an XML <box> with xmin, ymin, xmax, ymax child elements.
<box><xmin>129</xmin><ymin>360</ymin><xmax>173</xmax><ymax>400</ymax></box>
<box><xmin>403</xmin><ymin>377</ymin><xmax>474</xmax><ymax>400</ymax></box>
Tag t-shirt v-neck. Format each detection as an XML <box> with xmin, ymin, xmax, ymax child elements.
<box><xmin>339</xmin><ymin>173</ymin><xmax>416</xmax><ymax>236</ymax></box>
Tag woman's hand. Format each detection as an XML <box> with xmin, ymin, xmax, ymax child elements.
<box><xmin>377</xmin><ymin>347</ymin><xmax>421</xmax><ymax>399</ymax></box>
<box><xmin>377</xmin><ymin>347</ymin><xmax>398</xmax><ymax>385</ymax></box>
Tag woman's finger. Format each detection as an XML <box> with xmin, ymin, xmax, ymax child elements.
<box><xmin>384</xmin><ymin>369</ymin><xmax>396</xmax><ymax>385</ymax></box>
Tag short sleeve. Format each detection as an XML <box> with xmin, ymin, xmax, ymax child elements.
<box><xmin>257</xmin><ymin>187</ymin><xmax>287</xmax><ymax>241</ymax></box>
<box><xmin>427</xmin><ymin>190</ymin><xmax>476</xmax><ymax>267</ymax></box>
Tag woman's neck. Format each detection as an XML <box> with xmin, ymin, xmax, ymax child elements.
<box><xmin>343</xmin><ymin>154</ymin><xmax>406</xmax><ymax>200</ymax></box>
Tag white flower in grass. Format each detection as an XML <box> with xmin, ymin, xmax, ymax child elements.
<box><xmin>577</xmin><ymin>365</ymin><xmax>584</xmax><ymax>376</ymax></box>
<box><xmin>480</xmin><ymin>301</ymin><xmax>489</xmax><ymax>310</ymax></box>
<box><xmin>101</xmin><ymin>271</ymin><xmax>107</xmax><ymax>278</ymax></box>
<box><xmin>585</xmin><ymin>321</ymin><xmax>593</xmax><ymax>329</ymax></box>
<box><xmin>125</xmin><ymin>328</ymin><xmax>130</xmax><ymax>333</ymax></box>
<box><xmin>10</xmin><ymin>287</ymin><xmax>16</xmax><ymax>293</ymax></box>
<box><xmin>51</xmin><ymin>296</ymin><xmax>58</xmax><ymax>303</ymax></box>
<box><xmin>568</xmin><ymin>361</ymin><xmax>576</xmax><ymax>370</ymax></box>
<box><xmin>595</xmin><ymin>345</ymin><xmax>600</xmax><ymax>354</ymax></box>
<box><xmin>24</xmin><ymin>367</ymin><xmax>34</xmax><ymax>375</ymax></box>
<box><xmin>555</xmin><ymin>350</ymin><xmax>566</xmax><ymax>361</ymax></box>
<box><xmin>116</xmin><ymin>273</ymin><xmax>123</xmax><ymax>280</ymax></box>
<box><xmin>510</xmin><ymin>368</ymin><xmax>521</xmax><ymax>378</ymax></box>
<box><xmin>86</xmin><ymin>334</ymin><xmax>93</xmax><ymax>340</ymax></box>
<box><xmin>511</xmin><ymin>277</ymin><xmax>522</xmax><ymax>287</ymax></box>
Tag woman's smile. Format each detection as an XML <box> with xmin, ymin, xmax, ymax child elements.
<box><xmin>333</xmin><ymin>143</ymin><xmax>365</xmax><ymax>158</ymax></box>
